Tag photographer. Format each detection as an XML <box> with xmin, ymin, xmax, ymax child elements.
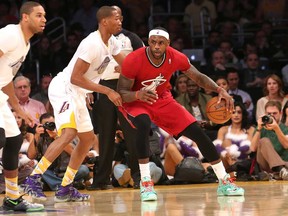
<box><xmin>25</xmin><ymin>113</ymin><xmax>90</xmax><ymax>191</ymax></box>
<box><xmin>251</xmin><ymin>101</ymin><xmax>288</xmax><ymax>180</ymax></box>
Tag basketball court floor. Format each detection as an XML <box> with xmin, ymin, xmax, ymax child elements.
<box><xmin>0</xmin><ymin>180</ymin><xmax>288</xmax><ymax>215</ymax></box>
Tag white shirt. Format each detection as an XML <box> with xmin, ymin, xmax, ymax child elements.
<box><xmin>58</xmin><ymin>30</ymin><xmax>121</xmax><ymax>94</ymax></box>
<box><xmin>0</xmin><ymin>24</ymin><xmax>29</xmax><ymax>97</ymax></box>
<box><xmin>101</xmin><ymin>32</ymin><xmax>134</xmax><ymax>80</ymax></box>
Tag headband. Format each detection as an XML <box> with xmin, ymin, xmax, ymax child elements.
<box><xmin>149</xmin><ymin>29</ymin><xmax>169</xmax><ymax>40</ymax></box>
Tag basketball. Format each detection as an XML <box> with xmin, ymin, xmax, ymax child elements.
<box><xmin>205</xmin><ymin>97</ymin><xmax>231</xmax><ymax>124</ymax></box>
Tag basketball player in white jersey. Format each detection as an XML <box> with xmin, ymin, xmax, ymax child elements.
<box><xmin>21</xmin><ymin>6</ymin><xmax>126</xmax><ymax>204</ymax></box>
<box><xmin>0</xmin><ymin>1</ymin><xmax>46</xmax><ymax>212</ymax></box>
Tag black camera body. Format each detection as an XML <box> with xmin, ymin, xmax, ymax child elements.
<box><xmin>43</xmin><ymin>122</ymin><xmax>56</xmax><ymax>131</ymax></box>
<box><xmin>262</xmin><ymin>115</ymin><xmax>273</xmax><ymax>125</ymax></box>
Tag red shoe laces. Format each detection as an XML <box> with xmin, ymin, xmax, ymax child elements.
<box><xmin>222</xmin><ymin>176</ymin><xmax>237</xmax><ymax>185</ymax></box>
<box><xmin>142</xmin><ymin>181</ymin><xmax>154</xmax><ymax>192</ymax></box>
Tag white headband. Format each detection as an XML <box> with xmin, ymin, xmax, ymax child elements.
<box><xmin>149</xmin><ymin>29</ymin><xmax>169</xmax><ymax>40</ymax></box>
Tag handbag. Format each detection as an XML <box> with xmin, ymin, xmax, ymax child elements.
<box><xmin>174</xmin><ymin>157</ymin><xmax>205</xmax><ymax>183</ymax></box>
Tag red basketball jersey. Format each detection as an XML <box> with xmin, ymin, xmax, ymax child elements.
<box><xmin>121</xmin><ymin>46</ymin><xmax>190</xmax><ymax>96</ymax></box>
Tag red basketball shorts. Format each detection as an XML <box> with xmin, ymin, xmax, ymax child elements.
<box><xmin>122</xmin><ymin>90</ymin><xmax>196</xmax><ymax>136</ymax></box>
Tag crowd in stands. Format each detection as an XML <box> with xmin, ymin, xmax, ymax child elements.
<box><xmin>1</xmin><ymin>0</ymin><xmax>288</xmax><ymax>192</ymax></box>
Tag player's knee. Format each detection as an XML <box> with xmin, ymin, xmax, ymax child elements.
<box><xmin>2</xmin><ymin>134</ymin><xmax>23</xmax><ymax>170</ymax></box>
<box><xmin>0</xmin><ymin>128</ymin><xmax>6</xmax><ymax>149</ymax></box>
<box><xmin>134</xmin><ymin>114</ymin><xmax>151</xmax><ymax>132</ymax></box>
<box><xmin>59</xmin><ymin>129</ymin><xmax>77</xmax><ymax>144</ymax></box>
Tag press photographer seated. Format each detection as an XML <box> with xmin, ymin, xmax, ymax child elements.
<box><xmin>24</xmin><ymin>113</ymin><xmax>90</xmax><ymax>191</ymax></box>
<box><xmin>251</xmin><ymin>101</ymin><xmax>288</xmax><ymax>180</ymax></box>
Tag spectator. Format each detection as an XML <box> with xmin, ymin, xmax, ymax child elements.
<box><xmin>253</xmin><ymin>29</ymin><xmax>277</xmax><ymax>59</ymax></box>
<box><xmin>13</xmin><ymin>76</ymin><xmax>47</xmax><ymax>124</ymax></box>
<box><xmin>256</xmin><ymin>74</ymin><xmax>288</xmax><ymax>120</ymax></box>
<box><xmin>176</xmin><ymin>79</ymin><xmax>218</xmax><ymax>140</ymax></box>
<box><xmin>238</xmin><ymin>41</ymin><xmax>257</xmax><ymax>69</ymax></box>
<box><xmin>251</xmin><ymin>100</ymin><xmax>288</xmax><ymax>180</ymax></box>
<box><xmin>281</xmin><ymin>101</ymin><xmax>288</xmax><ymax>127</ymax></box>
<box><xmin>204</xmin><ymin>29</ymin><xmax>221</xmax><ymax>63</ymax></box>
<box><xmin>52</xmin><ymin>31</ymin><xmax>83</xmax><ymax>74</ymax></box>
<box><xmin>240</xmin><ymin>52</ymin><xmax>269</xmax><ymax>103</ymax></box>
<box><xmin>213</xmin><ymin>101</ymin><xmax>255</xmax><ymax>172</ymax></box>
<box><xmin>202</xmin><ymin>50</ymin><xmax>227</xmax><ymax>81</ymax></box>
<box><xmin>172</xmin><ymin>74</ymin><xmax>188</xmax><ymax>98</ymax></box>
<box><xmin>32</xmin><ymin>74</ymin><xmax>52</xmax><ymax>107</ymax></box>
<box><xmin>218</xmin><ymin>39</ymin><xmax>240</xmax><ymax>69</ymax></box>
<box><xmin>32</xmin><ymin>35</ymin><xmax>55</xmax><ymax>76</ymax></box>
<box><xmin>227</xmin><ymin>70</ymin><xmax>254</xmax><ymax>122</ymax></box>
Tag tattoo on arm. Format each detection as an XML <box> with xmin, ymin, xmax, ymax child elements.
<box><xmin>117</xmin><ymin>74</ymin><xmax>136</xmax><ymax>103</ymax></box>
<box><xmin>183</xmin><ymin>64</ymin><xmax>219</xmax><ymax>92</ymax></box>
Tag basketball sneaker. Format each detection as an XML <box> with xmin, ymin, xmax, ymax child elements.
<box><xmin>20</xmin><ymin>174</ymin><xmax>47</xmax><ymax>201</ymax></box>
<box><xmin>217</xmin><ymin>174</ymin><xmax>245</xmax><ymax>196</ymax></box>
<box><xmin>2</xmin><ymin>196</ymin><xmax>44</xmax><ymax>212</ymax></box>
<box><xmin>140</xmin><ymin>177</ymin><xmax>157</xmax><ymax>202</ymax></box>
<box><xmin>279</xmin><ymin>167</ymin><xmax>288</xmax><ymax>180</ymax></box>
<box><xmin>54</xmin><ymin>184</ymin><xmax>90</xmax><ymax>202</ymax></box>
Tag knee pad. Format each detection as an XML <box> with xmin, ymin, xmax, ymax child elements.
<box><xmin>2</xmin><ymin>134</ymin><xmax>23</xmax><ymax>170</ymax></box>
<box><xmin>0</xmin><ymin>128</ymin><xmax>6</xmax><ymax>149</ymax></box>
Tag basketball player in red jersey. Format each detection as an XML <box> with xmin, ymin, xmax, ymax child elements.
<box><xmin>117</xmin><ymin>27</ymin><xmax>244</xmax><ymax>201</ymax></box>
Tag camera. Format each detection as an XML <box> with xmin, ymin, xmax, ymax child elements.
<box><xmin>87</xmin><ymin>157</ymin><xmax>98</xmax><ymax>164</ymax></box>
<box><xmin>42</xmin><ymin>122</ymin><xmax>56</xmax><ymax>131</ymax></box>
<box><xmin>261</xmin><ymin>115</ymin><xmax>273</xmax><ymax>125</ymax></box>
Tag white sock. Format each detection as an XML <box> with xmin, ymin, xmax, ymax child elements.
<box><xmin>139</xmin><ymin>163</ymin><xmax>151</xmax><ymax>180</ymax></box>
<box><xmin>211</xmin><ymin>161</ymin><xmax>227</xmax><ymax>180</ymax></box>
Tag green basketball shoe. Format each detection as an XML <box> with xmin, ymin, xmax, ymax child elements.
<box><xmin>140</xmin><ymin>177</ymin><xmax>157</xmax><ymax>202</ymax></box>
<box><xmin>217</xmin><ymin>174</ymin><xmax>245</xmax><ymax>196</ymax></box>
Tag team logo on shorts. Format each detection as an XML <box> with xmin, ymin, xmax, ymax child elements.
<box><xmin>141</xmin><ymin>74</ymin><xmax>166</xmax><ymax>91</ymax></box>
<box><xmin>59</xmin><ymin>101</ymin><xmax>69</xmax><ymax>114</ymax></box>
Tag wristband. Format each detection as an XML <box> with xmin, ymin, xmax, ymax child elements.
<box><xmin>135</xmin><ymin>91</ymin><xmax>140</xmax><ymax>100</ymax></box>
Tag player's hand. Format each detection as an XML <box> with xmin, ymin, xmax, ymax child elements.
<box><xmin>107</xmin><ymin>90</ymin><xmax>122</xmax><ymax>106</ymax></box>
<box><xmin>217</xmin><ymin>87</ymin><xmax>234</xmax><ymax>113</ymax></box>
<box><xmin>114</xmin><ymin>65</ymin><xmax>121</xmax><ymax>73</ymax></box>
<box><xmin>86</xmin><ymin>93</ymin><xmax>94</xmax><ymax>110</ymax></box>
<box><xmin>18</xmin><ymin>110</ymin><xmax>34</xmax><ymax>128</ymax></box>
<box><xmin>137</xmin><ymin>89</ymin><xmax>158</xmax><ymax>104</ymax></box>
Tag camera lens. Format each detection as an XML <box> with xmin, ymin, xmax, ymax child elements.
<box><xmin>261</xmin><ymin>115</ymin><xmax>273</xmax><ymax>124</ymax></box>
<box><xmin>43</xmin><ymin>122</ymin><xmax>56</xmax><ymax>131</ymax></box>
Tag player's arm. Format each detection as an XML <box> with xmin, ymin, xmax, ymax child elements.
<box><xmin>117</xmin><ymin>74</ymin><xmax>136</xmax><ymax>103</ymax></box>
<box><xmin>113</xmin><ymin>51</ymin><xmax>126</xmax><ymax>66</ymax></box>
<box><xmin>2</xmin><ymin>81</ymin><xmax>34</xmax><ymax>127</ymax></box>
<box><xmin>117</xmin><ymin>74</ymin><xmax>157</xmax><ymax>104</ymax></box>
<box><xmin>70</xmin><ymin>58</ymin><xmax>122</xmax><ymax>106</ymax></box>
<box><xmin>183</xmin><ymin>63</ymin><xmax>234</xmax><ymax>111</ymax></box>
<box><xmin>0</xmin><ymin>49</ymin><xmax>3</xmax><ymax>58</ymax></box>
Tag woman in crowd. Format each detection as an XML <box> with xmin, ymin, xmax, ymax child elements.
<box><xmin>213</xmin><ymin>101</ymin><xmax>255</xmax><ymax>172</ymax></box>
<box><xmin>256</xmin><ymin>74</ymin><xmax>288</xmax><ymax>119</ymax></box>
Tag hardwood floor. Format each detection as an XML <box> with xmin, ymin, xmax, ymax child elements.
<box><xmin>1</xmin><ymin>181</ymin><xmax>288</xmax><ymax>215</ymax></box>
